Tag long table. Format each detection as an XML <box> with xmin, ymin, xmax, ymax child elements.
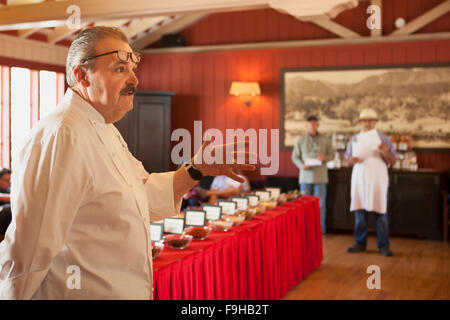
<box><xmin>152</xmin><ymin>196</ymin><xmax>323</xmax><ymax>300</ymax></box>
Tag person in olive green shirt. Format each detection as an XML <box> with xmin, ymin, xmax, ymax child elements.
<box><xmin>291</xmin><ymin>115</ymin><xmax>335</xmax><ymax>235</ymax></box>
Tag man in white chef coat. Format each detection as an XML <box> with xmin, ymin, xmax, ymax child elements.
<box><xmin>345</xmin><ymin>108</ymin><xmax>396</xmax><ymax>257</ymax></box>
<box><xmin>0</xmin><ymin>27</ymin><xmax>253</xmax><ymax>299</ymax></box>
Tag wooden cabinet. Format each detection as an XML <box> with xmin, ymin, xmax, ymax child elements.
<box><xmin>114</xmin><ymin>91</ymin><xmax>174</xmax><ymax>173</ymax></box>
<box><xmin>266</xmin><ymin>169</ymin><xmax>443</xmax><ymax>240</ymax></box>
<box><xmin>389</xmin><ymin>172</ymin><xmax>442</xmax><ymax>240</ymax></box>
<box><xmin>326</xmin><ymin>169</ymin><xmax>443</xmax><ymax>241</ymax></box>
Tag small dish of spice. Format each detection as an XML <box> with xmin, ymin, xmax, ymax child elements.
<box><xmin>224</xmin><ymin>214</ymin><xmax>245</xmax><ymax>226</ymax></box>
<box><xmin>238</xmin><ymin>208</ymin><xmax>256</xmax><ymax>220</ymax></box>
<box><xmin>184</xmin><ymin>226</ymin><xmax>212</xmax><ymax>240</ymax></box>
<box><xmin>166</xmin><ymin>234</ymin><xmax>193</xmax><ymax>250</ymax></box>
<box><xmin>151</xmin><ymin>241</ymin><xmax>164</xmax><ymax>259</ymax></box>
<box><xmin>209</xmin><ymin>219</ymin><xmax>234</xmax><ymax>232</ymax></box>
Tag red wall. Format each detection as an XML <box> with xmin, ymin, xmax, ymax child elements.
<box><xmin>138</xmin><ymin>2</ymin><xmax>450</xmax><ymax>177</ymax></box>
<box><xmin>137</xmin><ymin>38</ymin><xmax>450</xmax><ymax>176</ymax></box>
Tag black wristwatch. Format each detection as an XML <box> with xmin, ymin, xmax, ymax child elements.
<box><xmin>184</xmin><ymin>161</ymin><xmax>203</xmax><ymax>181</ymax></box>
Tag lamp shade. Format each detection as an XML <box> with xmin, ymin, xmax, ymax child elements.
<box><xmin>229</xmin><ymin>81</ymin><xmax>261</xmax><ymax>96</ymax></box>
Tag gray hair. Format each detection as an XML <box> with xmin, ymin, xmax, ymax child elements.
<box><xmin>66</xmin><ymin>26</ymin><xmax>129</xmax><ymax>87</ymax></box>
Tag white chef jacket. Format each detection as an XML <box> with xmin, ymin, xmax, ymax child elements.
<box><xmin>0</xmin><ymin>89</ymin><xmax>181</xmax><ymax>299</ymax></box>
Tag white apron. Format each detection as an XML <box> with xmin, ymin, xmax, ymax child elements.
<box><xmin>350</xmin><ymin>151</ymin><xmax>389</xmax><ymax>214</ymax></box>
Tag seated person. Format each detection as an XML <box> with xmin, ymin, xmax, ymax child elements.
<box><xmin>180</xmin><ymin>176</ymin><xmax>216</xmax><ymax>210</ymax></box>
<box><xmin>0</xmin><ymin>204</ymin><xmax>11</xmax><ymax>243</ymax></box>
<box><xmin>0</xmin><ymin>168</ymin><xmax>11</xmax><ymax>206</ymax></box>
<box><xmin>206</xmin><ymin>173</ymin><xmax>251</xmax><ymax>204</ymax></box>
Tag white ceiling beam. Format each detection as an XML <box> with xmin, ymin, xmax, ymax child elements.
<box><xmin>300</xmin><ymin>15</ymin><xmax>361</xmax><ymax>38</ymax></box>
<box><xmin>47</xmin><ymin>23</ymin><xmax>88</xmax><ymax>44</ymax></box>
<box><xmin>0</xmin><ymin>0</ymin><xmax>269</xmax><ymax>31</ymax></box>
<box><xmin>10</xmin><ymin>0</ymin><xmax>58</xmax><ymax>38</ymax></box>
<box><xmin>269</xmin><ymin>0</ymin><xmax>358</xmax><ymax>20</ymax></box>
<box><xmin>141</xmin><ymin>31</ymin><xmax>450</xmax><ymax>54</ymax></box>
<box><xmin>122</xmin><ymin>16</ymin><xmax>168</xmax><ymax>39</ymax></box>
<box><xmin>18</xmin><ymin>28</ymin><xmax>41</xmax><ymax>38</ymax></box>
<box><xmin>132</xmin><ymin>13</ymin><xmax>207</xmax><ymax>50</ymax></box>
<box><xmin>0</xmin><ymin>32</ymin><xmax>68</xmax><ymax>66</ymax></box>
<box><xmin>390</xmin><ymin>0</ymin><xmax>450</xmax><ymax>36</ymax></box>
<box><xmin>6</xmin><ymin>0</ymin><xmax>43</xmax><ymax>5</ymax></box>
<box><xmin>7</xmin><ymin>0</ymin><xmax>45</xmax><ymax>37</ymax></box>
<box><xmin>94</xmin><ymin>19</ymin><xmax>129</xmax><ymax>27</ymax></box>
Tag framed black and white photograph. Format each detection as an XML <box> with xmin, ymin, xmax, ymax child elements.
<box><xmin>280</xmin><ymin>64</ymin><xmax>450</xmax><ymax>150</ymax></box>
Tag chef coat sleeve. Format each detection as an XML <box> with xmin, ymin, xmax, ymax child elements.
<box><xmin>125</xmin><ymin>153</ymin><xmax>182</xmax><ymax>221</ymax></box>
<box><xmin>0</xmin><ymin>127</ymin><xmax>92</xmax><ymax>299</ymax></box>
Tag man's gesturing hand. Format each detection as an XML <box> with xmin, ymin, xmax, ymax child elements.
<box><xmin>192</xmin><ymin>139</ymin><xmax>256</xmax><ymax>183</ymax></box>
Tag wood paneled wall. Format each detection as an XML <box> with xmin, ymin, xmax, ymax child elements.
<box><xmin>137</xmin><ymin>38</ymin><xmax>450</xmax><ymax>176</ymax></box>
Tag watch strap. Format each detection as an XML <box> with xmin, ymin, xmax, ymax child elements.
<box><xmin>185</xmin><ymin>162</ymin><xmax>203</xmax><ymax>181</ymax></box>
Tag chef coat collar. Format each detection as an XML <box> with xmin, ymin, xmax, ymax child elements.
<box><xmin>65</xmin><ymin>88</ymin><xmax>106</xmax><ymax>124</ymax></box>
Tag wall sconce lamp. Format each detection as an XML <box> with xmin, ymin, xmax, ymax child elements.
<box><xmin>229</xmin><ymin>81</ymin><xmax>261</xmax><ymax>107</ymax></box>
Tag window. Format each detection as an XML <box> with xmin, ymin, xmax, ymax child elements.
<box><xmin>39</xmin><ymin>70</ymin><xmax>57</xmax><ymax>119</ymax></box>
<box><xmin>11</xmin><ymin>67</ymin><xmax>31</xmax><ymax>164</ymax></box>
<box><xmin>0</xmin><ymin>66</ymin><xmax>65</xmax><ymax>169</ymax></box>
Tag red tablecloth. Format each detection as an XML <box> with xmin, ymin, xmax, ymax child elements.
<box><xmin>152</xmin><ymin>196</ymin><xmax>323</xmax><ymax>300</ymax></box>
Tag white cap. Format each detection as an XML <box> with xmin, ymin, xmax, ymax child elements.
<box><xmin>359</xmin><ymin>108</ymin><xmax>378</xmax><ymax>120</ymax></box>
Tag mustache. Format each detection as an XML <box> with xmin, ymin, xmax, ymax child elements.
<box><xmin>120</xmin><ymin>84</ymin><xmax>136</xmax><ymax>95</ymax></box>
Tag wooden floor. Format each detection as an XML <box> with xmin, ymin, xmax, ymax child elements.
<box><xmin>282</xmin><ymin>233</ymin><xmax>450</xmax><ymax>300</ymax></box>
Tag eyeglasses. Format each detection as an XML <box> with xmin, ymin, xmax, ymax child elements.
<box><xmin>81</xmin><ymin>50</ymin><xmax>141</xmax><ymax>64</ymax></box>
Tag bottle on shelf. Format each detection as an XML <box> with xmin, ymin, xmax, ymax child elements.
<box><xmin>390</xmin><ymin>134</ymin><xmax>398</xmax><ymax>152</ymax></box>
<box><xmin>398</xmin><ymin>135</ymin><xmax>408</xmax><ymax>152</ymax></box>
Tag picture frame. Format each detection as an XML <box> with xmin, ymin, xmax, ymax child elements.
<box><xmin>280</xmin><ymin>63</ymin><xmax>450</xmax><ymax>151</ymax></box>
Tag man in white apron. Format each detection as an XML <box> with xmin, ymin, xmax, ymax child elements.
<box><xmin>345</xmin><ymin>109</ymin><xmax>397</xmax><ymax>257</ymax></box>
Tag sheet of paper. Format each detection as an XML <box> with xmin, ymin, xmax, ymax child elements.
<box><xmin>352</xmin><ymin>141</ymin><xmax>372</xmax><ymax>160</ymax></box>
<box><xmin>304</xmin><ymin>158</ymin><xmax>322</xmax><ymax>166</ymax></box>
<box><xmin>352</xmin><ymin>130</ymin><xmax>381</xmax><ymax>160</ymax></box>
<box><xmin>361</xmin><ymin>129</ymin><xmax>382</xmax><ymax>150</ymax></box>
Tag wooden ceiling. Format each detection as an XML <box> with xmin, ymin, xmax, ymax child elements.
<box><xmin>0</xmin><ymin>0</ymin><xmax>363</xmax><ymax>49</ymax></box>
<box><xmin>0</xmin><ymin>0</ymin><xmax>449</xmax><ymax>65</ymax></box>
